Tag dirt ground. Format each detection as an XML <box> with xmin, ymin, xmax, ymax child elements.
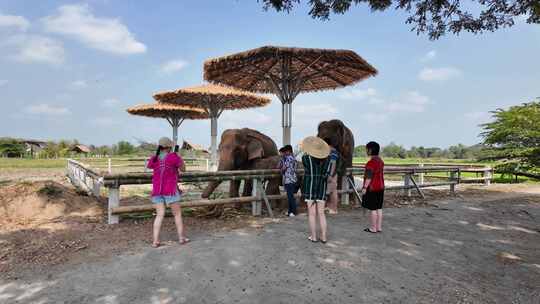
<box><xmin>0</xmin><ymin>174</ymin><xmax>539</xmax><ymax>303</ymax></box>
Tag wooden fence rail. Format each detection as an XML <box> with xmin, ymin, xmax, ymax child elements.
<box><xmin>67</xmin><ymin>159</ymin><xmax>493</xmax><ymax>224</ymax></box>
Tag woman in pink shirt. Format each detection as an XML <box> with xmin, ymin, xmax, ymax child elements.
<box><xmin>147</xmin><ymin>137</ymin><xmax>189</xmax><ymax>247</ymax></box>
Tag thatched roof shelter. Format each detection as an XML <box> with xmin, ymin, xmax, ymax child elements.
<box><xmin>203</xmin><ymin>45</ymin><xmax>377</xmax><ymax>145</ymax></box>
<box><xmin>71</xmin><ymin>144</ymin><xmax>91</xmax><ymax>154</ymax></box>
<box><xmin>153</xmin><ymin>84</ymin><xmax>270</xmax><ymax>169</ymax></box>
<box><xmin>153</xmin><ymin>84</ymin><xmax>270</xmax><ymax>110</ymax></box>
<box><xmin>127</xmin><ymin>103</ymin><xmax>208</xmax><ymax>145</ymax></box>
<box><xmin>181</xmin><ymin>140</ymin><xmax>209</xmax><ymax>154</ymax></box>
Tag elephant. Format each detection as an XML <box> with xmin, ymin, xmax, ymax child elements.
<box><xmin>201</xmin><ymin>128</ymin><xmax>281</xmax><ymax>200</ymax></box>
<box><xmin>317</xmin><ymin>119</ymin><xmax>355</xmax><ymax>201</ymax></box>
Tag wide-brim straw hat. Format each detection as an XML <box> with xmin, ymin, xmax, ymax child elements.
<box><xmin>158</xmin><ymin>137</ymin><xmax>174</xmax><ymax>148</ymax></box>
<box><xmin>301</xmin><ymin>136</ymin><xmax>330</xmax><ymax>159</ymax></box>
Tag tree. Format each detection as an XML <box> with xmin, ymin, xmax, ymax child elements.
<box><xmin>353</xmin><ymin>145</ymin><xmax>367</xmax><ymax>157</ymax></box>
<box><xmin>382</xmin><ymin>142</ymin><xmax>407</xmax><ymax>158</ymax></box>
<box><xmin>481</xmin><ymin>101</ymin><xmax>540</xmax><ymax>172</ymax></box>
<box><xmin>116</xmin><ymin>141</ymin><xmax>135</xmax><ymax>155</ymax></box>
<box><xmin>260</xmin><ymin>0</ymin><xmax>540</xmax><ymax>39</ymax></box>
<box><xmin>0</xmin><ymin>139</ymin><xmax>25</xmax><ymax>157</ymax></box>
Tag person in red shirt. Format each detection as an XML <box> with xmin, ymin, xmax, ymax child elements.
<box><xmin>361</xmin><ymin>141</ymin><xmax>385</xmax><ymax>233</ymax></box>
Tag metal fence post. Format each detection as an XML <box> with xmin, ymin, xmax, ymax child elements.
<box><xmin>251</xmin><ymin>178</ymin><xmax>262</xmax><ymax>216</ymax></box>
<box><xmin>108</xmin><ymin>187</ymin><xmax>120</xmax><ymax>224</ymax></box>
<box><xmin>340</xmin><ymin>176</ymin><xmax>350</xmax><ymax>205</ymax></box>
<box><xmin>404</xmin><ymin>173</ymin><xmax>412</xmax><ymax>197</ymax></box>
<box><xmin>108</xmin><ymin>158</ymin><xmax>112</xmax><ymax>174</ymax></box>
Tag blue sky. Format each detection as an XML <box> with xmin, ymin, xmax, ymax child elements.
<box><xmin>1</xmin><ymin>1</ymin><xmax>539</xmax><ymax>148</ymax></box>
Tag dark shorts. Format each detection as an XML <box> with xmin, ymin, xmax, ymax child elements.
<box><xmin>362</xmin><ymin>190</ymin><xmax>384</xmax><ymax>210</ymax></box>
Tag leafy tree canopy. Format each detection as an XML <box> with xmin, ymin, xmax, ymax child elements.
<box><xmin>260</xmin><ymin>0</ymin><xmax>540</xmax><ymax>39</ymax></box>
<box><xmin>481</xmin><ymin>100</ymin><xmax>540</xmax><ymax>171</ymax></box>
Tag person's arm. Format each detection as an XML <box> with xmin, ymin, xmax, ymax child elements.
<box><xmin>362</xmin><ymin>163</ymin><xmax>373</xmax><ymax>195</ymax></box>
<box><xmin>147</xmin><ymin>155</ymin><xmax>158</xmax><ymax>169</ymax></box>
<box><xmin>177</xmin><ymin>156</ymin><xmax>186</xmax><ymax>174</ymax></box>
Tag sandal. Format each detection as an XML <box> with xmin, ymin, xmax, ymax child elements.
<box><xmin>320</xmin><ymin>239</ymin><xmax>328</xmax><ymax>244</ymax></box>
<box><xmin>179</xmin><ymin>237</ymin><xmax>191</xmax><ymax>245</ymax></box>
<box><xmin>308</xmin><ymin>236</ymin><xmax>318</xmax><ymax>243</ymax></box>
<box><xmin>151</xmin><ymin>241</ymin><xmax>161</xmax><ymax>248</ymax></box>
<box><xmin>364</xmin><ymin>228</ymin><xmax>377</xmax><ymax>233</ymax></box>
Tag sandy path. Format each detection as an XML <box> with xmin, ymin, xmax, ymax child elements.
<box><xmin>1</xmin><ymin>189</ymin><xmax>539</xmax><ymax>304</ymax></box>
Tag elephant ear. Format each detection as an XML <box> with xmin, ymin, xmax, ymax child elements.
<box><xmin>246</xmin><ymin>138</ymin><xmax>264</xmax><ymax>161</ymax></box>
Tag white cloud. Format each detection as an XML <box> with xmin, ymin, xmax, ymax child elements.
<box><xmin>90</xmin><ymin>117</ymin><xmax>117</xmax><ymax>126</ymax></box>
<box><xmin>421</xmin><ymin>50</ymin><xmax>437</xmax><ymax>62</ymax></box>
<box><xmin>0</xmin><ymin>80</ymin><xmax>7</xmax><ymax>87</ymax></box>
<box><xmin>5</xmin><ymin>35</ymin><xmax>65</xmax><ymax>65</ymax></box>
<box><xmin>222</xmin><ymin>109</ymin><xmax>272</xmax><ymax>125</ymax></box>
<box><xmin>24</xmin><ymin>103</ymin><xmax>70</xmax><ymax>115</ymax></box>
<box><xmin>160</xmin><ymin>59</ymin><xmax>188</xmax><ymax>73</ymax></box>
<box><xmin>339</xmin><ymin>87</ymin><xmax>377</xmax><ymax>100</ymax></box>
<box><xmin>385</xmin><ymin>91</ymin><xmax>430</xmax><ymax>113</ymax></box>
<box><xmin>102</xmin><ymin>98</ymin><xmax>120</xmax><ymax>107</ymax></box>
<box><xmin>419</xmin><ymin>67</ymin><xmax>462</xmax><ymax>81</ymax></box>
<box><xmin>42</xmin><ymin>4</ymin><xmax>146</xmax><ymax>55</ymax></box>
<box><xmin>464</xmin><ymin>111</ymin><xmax>492</xmax><ymax>122</ymax></box>
<box><xmin>296</xmin><ymin>103</ymin><xmax>338</xmax><ymax>116</ymax></box>
<box><xmin>360</xmin><ymin>113</ymin><xmax>389</xmax><ymax>124</ymax></box>
<box><xmin>0</xmin><ymin>13</ymin><xmax>30</xmax><ymax>31</ymax></box>
<box><xmin>71</xmin><ymin>80</ymin><xmax>87</xmax><ymax>89</ymax></box>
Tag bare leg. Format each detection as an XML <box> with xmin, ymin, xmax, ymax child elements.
<box><xmin>329</xmin><ymin>191</ymin><xmax>338</xmax><ymax>213</ymax></box>
<box><xmin>317</xmin><ymin>201</ymin><xmax>328</xmax><ymax>241</ymax></box>
<box><xmin>370</xmin><ymin>210</ymin><xmax>378</xmax><ymax>232</ymax></box>
<box><xmin>307</xmin><ymin>201</ymin><xmax>317</xmax><ymax>241</ymax></box>
<box><xmin>153</xmin><ymin>203</ymin><xmax>166</xmax><ymax>246</ymax></box>
<box><xmin>170</xmin><ymin>203</ymin><xmax>185</xmax><ymax>242</ymax></box>
<box><xmin>376</xmin><ymin>209</ymin><xmax>383</xmax><ymax>232</ymax></box>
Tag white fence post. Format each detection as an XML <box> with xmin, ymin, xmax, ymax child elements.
<box><xmin>418</xmin><ymin>163</ymin><xmax>424</xmax><ymax>185</ymax></box>
<box><xmin>484</xmin><ymin>168</ymin><xmax>492</xmax><ymax>186</ymax></box>
<box><xmin>92</xmin><ymin>178</ymin><xmax>101</xmax><ymax>197</ymax></box>
<box><xmin>108</xmin><ymin>158</ymin><xmax>112</xmax><ymax>174</ymax></box>
<box><xmin>108</xmin><ymin>187</ymin><xmax>120</xmax><ymax>224</ymax></box>
<box><xmin>251</xmin><ymin>178</ymin><xmax>262</xmax><ymax>216</ymax></box>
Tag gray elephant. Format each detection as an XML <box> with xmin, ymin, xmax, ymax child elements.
<box><xmin>317</xmin><ymin>119</ymin><xmax>355</xmax><ymax>201</ymax></box>
<box><xmin>201</xmin><ymin>128</ymin><xmax>281</xmax><ymax>200</ymax></box>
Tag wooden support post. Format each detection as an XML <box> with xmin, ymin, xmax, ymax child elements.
<box><xmin>340</xmin><ymin>176</ymin><xmax>350</xmax><ymax>205</ymax></box>
<box><xmin>418</xmin><ymin>163</ymin><xmax>424</xmax><ymax>185</ymax></box>
<box><xmin>258</xmin><ymin>181</ymin><xmax>274</xmax><ymax>218</ymax></box>
<box><xmin>450</xmin><ymin>171</ymin><xmax>457</xmax><ymax>193</ymax></box>
<box><xmin>251</xmin><ymin>178</ymin><xmax>262</xmax><ymax>216</ymax></box>
<box><xmin>108</xmin><ymin>187</ymin><xmax>120</xmax><ymax>224</ymax></box>
<box><xmin>484</xmin><ymin>168</ymin><xmax>492</xmax><ymax>186</ymax></box>
<box><xmin>404</xmin><ymin>174</ymin><xmax>412</xmax><ymax>197</ymax></box>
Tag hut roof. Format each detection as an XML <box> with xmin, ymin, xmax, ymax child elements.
<box><xmin>203</xmin><ymin>45</ymin><xmax>378</xmax><ymax>94</ymax></box>
<box><xmin>71</xmin><ymin>144</ymin><xmax>91</xmax><ymax>153</ymax></box>
<box><xmin>126</xmin><ymin>103</ymin><xmax>209</xmax><ymax>119</ymax></box>
<box><xmin>181</xmin><ymin>140</ymin><xmax>209</xmax><ymax>153</ymax></box>
<box><xmin>153</xmin><ymin>84</ymin><xmax>270</xmax><ymax>110</ymax></box>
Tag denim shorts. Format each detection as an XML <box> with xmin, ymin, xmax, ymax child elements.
<box><xmin>151</xmin><ymin>193</ymin><xmax>181</xmax><ymax>205</ymax></box>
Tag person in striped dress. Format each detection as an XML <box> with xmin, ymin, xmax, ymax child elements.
<box><xmin>301</xmin><ymin>136</ymin><xmax>331</xmax><ymax>244</ymax></box>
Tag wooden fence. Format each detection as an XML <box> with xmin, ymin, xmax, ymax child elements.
<box><xmin>67</xmin><ymin>159</ymin><xmax>494</xmax><ymax>224</ymax></box>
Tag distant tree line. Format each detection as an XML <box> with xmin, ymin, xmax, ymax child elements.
<box><xmin>354</xmin><ymin>143</ymin><xmax>487</xmax><ymax>160</ymax></box>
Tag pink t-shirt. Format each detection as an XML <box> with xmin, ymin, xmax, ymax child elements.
<box><xmin>147</xmin><ymin>153</ymin><xmax>184</xmax><ymax>196</ymax></box>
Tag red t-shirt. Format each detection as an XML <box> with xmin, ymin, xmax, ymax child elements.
<box><xmin>364</xmin><ymin>156</ymin><xmax>384</xmax><ymax>192</ymax></box>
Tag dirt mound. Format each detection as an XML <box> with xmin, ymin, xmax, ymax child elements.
<box><xmin>0</xmin><ymin>181</ymin><xmax>103</xmax><ymax>226</ymax></box>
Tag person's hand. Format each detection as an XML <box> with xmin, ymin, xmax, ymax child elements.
<box><xmin>361</xmin><ymin>188</ymin><xmax>367</xmax><ymax>195</ymax></box>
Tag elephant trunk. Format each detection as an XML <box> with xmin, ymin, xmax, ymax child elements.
<box><xmin>201</xmin><ymin>159</ymin><xmax>234</xmax><ymax>198</ymax></box>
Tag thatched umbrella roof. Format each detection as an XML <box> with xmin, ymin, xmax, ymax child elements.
<box><xmin>126</xmin><ymin>103</ymin><xmax>208</xmax><ymax>119</ymax></box>
<box><xmin>203</xmin><ymin>46</ymin><xmax>378</xmax><ymax>94</ymax></box>
<box><xmin>152</xmin><ymin>84</ymin><xmax>271</xmax><ymax>170</ymax></box>
<box><xmin>153</xmin><ymin>84</ymin><xmax>271</xmax><ymax>110</ymax></box>
<box><xmin>202</xmin><ymin>45</ymin><xmax>377</xmax><ymax>145</ymax></box>
<box><xmin>126</xmin><ymin>103</ymin><xmax>208</xmax><ymax>145</ymax></box>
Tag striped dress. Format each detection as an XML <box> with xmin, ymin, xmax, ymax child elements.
<box><xmin>302</xmin><ymin>154</ymin><xmax>331</xmax><ymax>201</ymax></box>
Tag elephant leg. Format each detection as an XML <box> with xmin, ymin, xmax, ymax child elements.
<box><xmin>242</xmin><ymin>179</ymin><xmax>253</xmax><ymax>197</ymax></box>
<box><xmin>230</xmin><ymin>180</ymin><xmax>240</xmax><ymax>197</ymax></box>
